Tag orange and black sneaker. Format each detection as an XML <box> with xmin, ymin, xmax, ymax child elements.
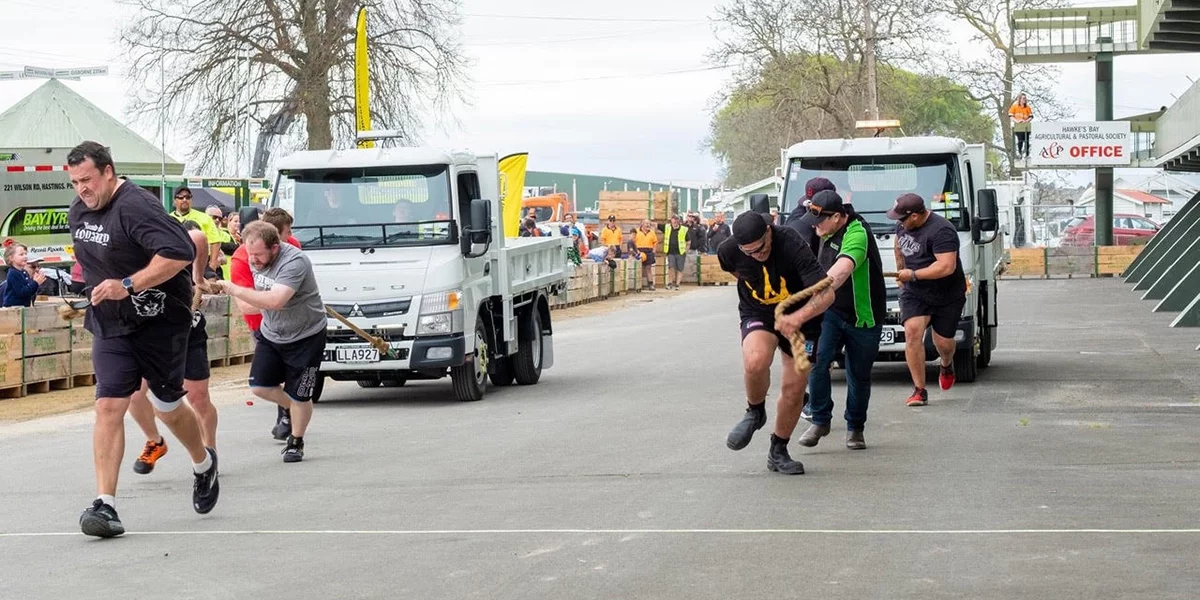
<box><xmin>905</xmin><ymin>387</ymin><xmax>928</xmax><ymax>407</ymax></box>
<box><xmin>939</xmin><ymin>362</ymin><xmax>956</xmax><ymax>391</ymax></box>
<box><xmin>133</xmin><ymin>438</ymin><xmax>167</xmax><ymax>474</ymax></box>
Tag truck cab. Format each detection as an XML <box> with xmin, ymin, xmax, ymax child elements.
<box><xmin>778</xmin><ymin>134</ymin><xmax>1002</xmax><ymax>382</ymax></box>
<box><xmin>270</xmin><ymin>145</ymin><xmax>570</xmax><ymax>402</ymax></box>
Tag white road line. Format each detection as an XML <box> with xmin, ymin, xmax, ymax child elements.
<box><xmin>4</xmin><ymin>528</ymin><xmax>1200</xmax><ymax>539</ymax></box>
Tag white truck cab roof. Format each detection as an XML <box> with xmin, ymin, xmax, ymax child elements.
<box><xmin>786</xmin><ymin>136</ymin><xmax>967</xmax><ymax>160</ymax></box>
<box><xmin>275</xmin><ymin>146</ymin><xmax>478</xmax><ymax>170</ymax></box>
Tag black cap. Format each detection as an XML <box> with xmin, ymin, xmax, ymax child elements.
<box><xmin>607</xmin><ymin>214</ymin><xmax>616</xmax><ymax>222</ymax></box>
<box><xmin>173</xmin><ymin>186</ymin><xmax>192</xmax><ymax>198</ymax></box>
<box><xmin>809</xmin><ymin>190</ymin><xmax>848</xmax><ymax>218</ymax></box>
<box><xmin>238</xmin><ymin>205</ymin><xmax>262</xmax><ymax>227</ymax></box>
<box><xmin>732</xmin><ymin>210</ymin><xmax>769</xmax><ymax>245</ymax></box>
<box><xmin>886</xmin><ymin>193</ymin><xmax>926</xmax><ymax>220</ymax></box>
<box><xmin>804</xmin><ymin>177</ymin><xmax>836</xmax><ymax>203</ymax></box>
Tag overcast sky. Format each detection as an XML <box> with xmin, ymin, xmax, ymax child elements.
<box><xmin>0</xmin><ymin>0</ymin><xmax>1196</xmax><ymax>187</ymax></box>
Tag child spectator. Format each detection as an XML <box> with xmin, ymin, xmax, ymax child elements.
<box><xmin>2</xmin><ymin>243</ymin><xmax>46</xmax><ymax>307</ymax></box>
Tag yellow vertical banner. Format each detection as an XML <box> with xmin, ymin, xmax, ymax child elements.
<box><xmin>498</xmin><ymin>152</ymin><xmax>529</xmax><ymax>238</ymax></box>
<box><xmin>354</xmin><ymin>7</ymin><xmax>374</xmax><ymax>148</ymax></box>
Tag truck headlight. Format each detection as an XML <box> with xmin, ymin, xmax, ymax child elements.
<box><xmin>417</xmin><ymin>290</ymin><xmax>463</xmax><ymax>336</ymax></box>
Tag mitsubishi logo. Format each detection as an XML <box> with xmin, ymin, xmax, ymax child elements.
<box><xmin>349</xmin><ymin>303</ymin><xmax>364</xmax><ymax>317</ymax></box>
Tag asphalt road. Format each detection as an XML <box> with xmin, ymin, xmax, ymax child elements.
<box><xmin>1</xmin><ymin>279</ymin><xmax>1198</xmax><ymax>599</ymax></box>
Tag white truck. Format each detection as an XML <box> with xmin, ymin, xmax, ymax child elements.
<box><xmin>269</xmin><ymin>142</ymin><xmax>571</xmax><ymax>402</ymax></box>
<box><xmin>772</xmin><ymin>132</ymin><xmax>1003</xmax><ymax>382</ymax></box>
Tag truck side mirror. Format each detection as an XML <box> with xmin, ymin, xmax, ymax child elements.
<box><xmin>973</xmin><ymin>188</ymin><xmax>999</xmax><ymax>243</ymax></box>
<box><xmin>749</xmin><ymin>193</ymin><xmax>771</xmax><ymax>214</ymax></box>
<box><xmin>465</xmin><ymin>198</ymin><xmax>492</xmax><ymax>257</ymax></box>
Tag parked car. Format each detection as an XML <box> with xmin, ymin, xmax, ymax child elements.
<box><xmin>1061</xmin><ymin>213</ymin><xmax>1160</xmax><ymax>247</ymax></box>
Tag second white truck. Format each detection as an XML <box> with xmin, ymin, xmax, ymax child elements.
<box><xmin>269</xmin><ymin>141</ymin><xmax>571</xmax><ymax>402</ymax></box>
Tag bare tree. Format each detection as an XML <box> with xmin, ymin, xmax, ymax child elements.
<box><xmin>120</xmin><ymin>0</ymin><xmax>467</xmax><ymax>175</ymax></box>
<box><xmin>935</xmin><ymin>0</ymin><xmax>1073</xmax><ymax>178</ymax></box>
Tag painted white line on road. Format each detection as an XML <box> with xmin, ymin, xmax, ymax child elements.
<box><xmin>4</xmin><ymin>528</ymin><xmax>1200</xmax><ymax>539</ymax></box>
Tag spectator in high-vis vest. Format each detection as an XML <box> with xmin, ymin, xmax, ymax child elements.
<box><xmin>660</xmin><ymin>214</ymin><xmax>689</xmax><ymax>290</ymax></box>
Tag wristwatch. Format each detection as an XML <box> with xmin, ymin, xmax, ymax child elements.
<box><xmin>910</xmin><ymin>269</ymin><xmax>919</xmax><ymax>281</ymax></box>
<box><xmin>121</xmin><ymin>277</ymin><xmax>135</xmax><ymax>295</ymax></box>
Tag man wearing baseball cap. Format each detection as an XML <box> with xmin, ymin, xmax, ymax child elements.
<box><xmin>784</xmin><ymin>177</ymin><xmax>836</xmax><ymax>252</ymax></box>
<box><xmin>716</xmin><ymin>211</ymin><xmax>835</xmax><ymax>475</ymax></box>
<box><xmin>887</xmin><ymin>193</ymin><xmax>966</xmax><ymax>406</ymax></box>
<box><xmin>793</xmin><ymin>190</ymin><xmax>886</xmax><ymax>450</ymax></box>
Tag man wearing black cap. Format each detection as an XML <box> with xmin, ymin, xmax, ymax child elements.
<box><xmin>784</xmin><ymin>176</ymin><xmax>836</xmax><ymax>253</ymax></box>
<box><xmin>717</xmin><ymin>211</ymin><xmax>834</xmax><ymax>475</ymax></box>
<box><xmin>794</xmin><ymin>190</ymin><xmax>886</xmax><ymax>450</ymax></box>
<box><xmin>886</xmin><ymin>193</ymin><xmax>966</xmax><ymax>406</ymax></box>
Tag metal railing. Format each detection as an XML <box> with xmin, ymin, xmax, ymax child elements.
<box><xmin>1011</xmin><ymin>6</ymin><xmax>1144</xmax><ymax>62</ymax></box>
<box><xmin>1155</xmin><ymin>79</ymin><xmax>1200</xmax><ymax>170</ymax></box>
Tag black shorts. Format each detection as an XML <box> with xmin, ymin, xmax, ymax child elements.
<box><xmin>740</xmin><ymin>317</ymin><xmax>819</xmax><ymax>362</ymax></box>
<box><xmin>186</xmin><ymin>311</ymin><xmax>210</xmax><ymax>382</ymax></box>
<box><xmin>93</xmin><ymin>322</ymin><xmax>189</xmax><ymax>407</ymax></box>
<box><xmin>248</xmin><ymin>329</ymin><xmax>326</xmax><ymax>402</ymax></box>
<box><xmin>900</xmin><ymin>293</ymin><xmax>967</xmax><ymax>338</ymax></box>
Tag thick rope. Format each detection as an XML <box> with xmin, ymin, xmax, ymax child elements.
<box><xmin>773</xmin><ymin>276</ymin><xmax>834</xmax><ymax>376</ymax></box>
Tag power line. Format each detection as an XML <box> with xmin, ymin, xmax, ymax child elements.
<box><xmin>478</xmin><ymin>64</ymin><xmax>732</xmax><ymax>87</ymax></box>
<box><xmin>463</xmin><ymin>13</ymin><xmax>709</xmax><ymax>23</ymax></box>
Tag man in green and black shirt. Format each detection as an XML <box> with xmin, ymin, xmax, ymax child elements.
<box><xmin>795</xmin><ymin>190</ymin><xmax>887</xmax><ymax>451</ymax></box>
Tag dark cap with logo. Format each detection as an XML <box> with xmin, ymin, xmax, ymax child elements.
<box><xmin>886</xmin><ymin>193</ymin><xmax>926</xmax><ymax>220</ymax></box>
<box><xmin>809</xmin><ymin>190</ymin><xmax>848</xmax><ymax>218</ymax></box>
<box><xmin>732</xmin><ymin>210</ymin><xmax>769</xmax><ymax>245</ymax></box>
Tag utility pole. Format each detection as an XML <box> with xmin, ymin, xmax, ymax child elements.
<box><xmin>861</xmin><ymin>0</ymin><xmax>880</xmax><ymax>120</ymax></box>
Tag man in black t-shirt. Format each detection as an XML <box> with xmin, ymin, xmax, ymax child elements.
<box><xmin>66</xmin><ymin>141</ymin><xmax>220</xmax><ymax>538</ymax></box>
<box><xmin>887</xmin><ymin>193</ymin><xmax>967</xmax><ymax>407</ymax></box>
<box><xmin>717</xmin><ymin>212</ymin><xmax>834</xmax><ymax>475</ymax></box>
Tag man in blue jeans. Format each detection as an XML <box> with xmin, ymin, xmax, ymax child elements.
<box><xmin>795</xmin><ymin>190</ymin><xmax>887</xmax><ymax>450</ymax></box>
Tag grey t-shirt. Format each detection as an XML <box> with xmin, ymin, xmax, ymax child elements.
<box><xmin>252</xmin><ymin>244</ymin><xmax>326</xmax><ymax>344</ymax></box>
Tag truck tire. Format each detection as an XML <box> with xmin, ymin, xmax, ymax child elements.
<box><xmin>953</xmin><ymin>346</ymin><xmax>978</xmax><ymax>384</ymax></box>
<box><xmin>513</xmin><ymin>310</ymin><xmax>543</xmax><ymax>385</ymax></box>
<box><xmin>357</xmin><ymin>380</ymin><xmax>381</xmax><ymax>388</ymax></box>
<box><xmin>451</xmin><ymin>322</ymin><xmax>488</xmax><ymax>402</ymax></box>
<box><xmin>382</xmin><ymin>378</ymin><xmax>407</xmax><ymax>388</ymax></box>
<box><xmin>977</xmin><ymin>326</ymin><xmax>994</xmax><ymax>369</ymax></box>
<box><xmin>490</xmin><ymin>356</ymin><xmax>515</xmax><ymax>386</ymax></box>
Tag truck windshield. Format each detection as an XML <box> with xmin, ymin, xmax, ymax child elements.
<box><xmin>273</xmin><ymin>165</ymin><xmax>455</xmax><ymax>249</ymax></box>
<box><xmin>782</xmin><ymin>153</ymin><xmax>967</xmax><ymax>232</ymax></box>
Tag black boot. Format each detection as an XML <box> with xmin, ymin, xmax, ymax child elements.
<box><xmin>726</xmin><ymin>403</ymin><xmax>767</xmax><ymax>450</ymax></box>
<box><xmin>767</xmin><ymin>435</ymin><xmax>805</xmax><ymax>475</ymax></box>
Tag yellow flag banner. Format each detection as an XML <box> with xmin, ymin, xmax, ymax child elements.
<box><xmin>498</xmin><ymin>152</ymin><xmax>529</xmax><ymax>238</ymax></box>
<box><xmin>354</xmin><ymin>7</ymin><xmax>373</xmax><ymax>148</ymax></box>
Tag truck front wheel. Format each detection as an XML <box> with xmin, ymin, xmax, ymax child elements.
<box><xmin>953</xmin><ymin>346</ymin><xmax>978</xmax><ymax>384</ymax></box>
<box><xmin>451</xmin><ymin>322</ymin><xmax>488</xmax><ymax>402</ymax></box>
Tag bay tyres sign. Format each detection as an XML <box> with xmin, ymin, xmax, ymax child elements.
<box><xmin>1029</xmin><ymin>121</ymin><xmax>1132</xmax><ymax>167</ymax></box>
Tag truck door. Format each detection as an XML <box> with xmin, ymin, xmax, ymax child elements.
<box><xmin>457</xmin><ymin>170</ymin><xmax>491</xmax><ymax>308</ymax></box>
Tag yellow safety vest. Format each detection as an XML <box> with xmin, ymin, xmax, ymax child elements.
<box><xmin>662</xmin><ymin>225</ymin><xmax>688</xmax><ymax>255</ymax></box>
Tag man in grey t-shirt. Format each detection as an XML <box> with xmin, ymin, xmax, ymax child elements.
<box><xmin>215</xmin><ymin>220</ymin><xmax>326</xmax><ymax>463</ymax></box>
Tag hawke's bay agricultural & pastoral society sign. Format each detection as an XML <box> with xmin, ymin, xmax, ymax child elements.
<box><xmin>1029</xmin><ymin>121</ymin><xmax>1132</xmax><ymax>167</ymax></box>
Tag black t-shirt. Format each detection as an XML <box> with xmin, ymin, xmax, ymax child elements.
<box><xmin>784</xmin><ymin>205</ymin><xmax>820</xmax><ymax>253</ymax></box>
<box><xmin>717</xmin><ymin>224</ymin><xmax>828</xmax><ymax>337</ymax></box>
<box><xmin>707</xmin><ymin>222</ymin><xmax>730</xmax><ymax>252</ymax></box>
<box><xmin>895</xmin><ymin>212</ymin><xmax>966</xmax><ymax>305</ymax></box>
<box><xmin>69</xmin><ymin>181</ymin><xmax>197</xmax><ymax>338</ymax></box>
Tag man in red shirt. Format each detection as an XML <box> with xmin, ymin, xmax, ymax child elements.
<box><xmin>232</xmin><ymin>207</ymin><xmax>302</xmax><ymax>439</ymax></box>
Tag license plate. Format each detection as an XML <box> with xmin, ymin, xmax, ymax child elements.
<box><xmin>880</xmin><ymin>328</ymin><xmax>896</xmax><ymax>345</ymax></box>
<box><xmin>335</xmin><ymin>347</ymin><xmax>380</xmax><ymax>363</ymax></box>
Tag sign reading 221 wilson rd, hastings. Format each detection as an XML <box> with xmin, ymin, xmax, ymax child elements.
<box><xmin>1029</xmin><ymin>121</ymin><xmax>1132</xmax><ymax>167</ymax></box>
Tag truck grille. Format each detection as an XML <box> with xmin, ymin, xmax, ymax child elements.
<box><xmin>326</xmin><ymin>299</ymin><xmax>412</xmax><ymax>319</ymax></box>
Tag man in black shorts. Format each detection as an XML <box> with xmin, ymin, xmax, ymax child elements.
<box><xmin>127</xmin><ymin>221</ymin><xmax>218</xmax><ymax>474</ymax></box>
<box><xmin>214</xmin><ymin>220</ymin><xmax>326</xmax><ymax>462</ymax></box>
<box><xmin>717</xmin><ymin>211</ymin><xmax>834</xmax><ymax>474</ymax></box>
<box><xmin>66</xmin><ymin>141</ymin><xmax>219</xmax><ymax>538</ymax></box>
<box><xmin>887</xmin><ymin>193</ymin><xmax>967</xmax><ymax>406</ymax></box>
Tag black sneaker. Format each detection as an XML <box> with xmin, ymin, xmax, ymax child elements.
<box><xmin>282</xmin><ymin>436</ymin><xmax>304</xmax><ymax>463</ymax></box>
<box><xmin>272</xmin><ymin>416</ymin><xmax>291</xmax><ymax>441</ymax></box>
<box><xmin>726</xmin><ymin>405</ymin><xmax>767</xmax><ymax>450</ymax></box>
<box><xmin>192</xmin><ymin>448</ymin><xmax>220</xmax><ymax>514</ymax></box>
<box><xmin>80</xmin><ymin>499</ymin><xmax>124</xmax><ymax>538</ymax></box>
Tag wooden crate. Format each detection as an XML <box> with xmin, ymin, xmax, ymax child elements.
<box><xmin>22</xmin><ymin>329</ymin><xmax>71</xmax><ymax>357</ymax></box>
<box><xmin>699</xmin><ymin>255</ymin><xmax>736</xmax><ymax>285</ymax></box>
<box><xmin>1005</xmin><ymin>248</ymin><xmax>1046</xmax><ymax>278</ymax></box>
<box><xmin>0</xmin><ymin>303</ymin><xmax>70</xmax><ymax>335</ymax></box>
<box><xmin>207</xmin><ymin>337</ymin><xmax>229</xmax><ymax>366</ymax></box>
<box><xmin>599</xmin><ymin>190</ymin><xmax>674</xmax><ymax>222</ymax></box>
<box><xmin>228</xmin><ymin>330</ymin><xmax>256</xmax><ymax>357</ymax></box>
<box><xmin>72</xmin><ymin>347</ymin><xmax>94</xmax><ymax>376</ymax></box>
<box><xmin>72</xmin><ymin>324</ymin><xmax>93</xmax><ymax>349</ymax></box>
<box><xmin>0</xmin><ymin>334</ymin><xmax>24</xmax><ymax>362</ymax></box>
<box><xmin>1097</xmin><ymin>245</ymin><xmax>1143</xmax><ymax>275</ymax></box>
<box><xmin>1045</xmin><ymin>247</ymin><xmax>1095</xmax><ymax>277</ymax></box>
<box><xmin>24</xmin><ymin>353</ymin><xmax>72</xmax><ymax>390</ymax></box>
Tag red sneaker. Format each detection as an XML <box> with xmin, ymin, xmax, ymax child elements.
<box><xmin>939</xmin><ymin>363</ymin><xmax>956</xmax><ymax>391</ymax></box>
<box><xmin>905</xmin><ymin>387</ymin><xmax>928</xmax><ymax>407</ymax></box>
